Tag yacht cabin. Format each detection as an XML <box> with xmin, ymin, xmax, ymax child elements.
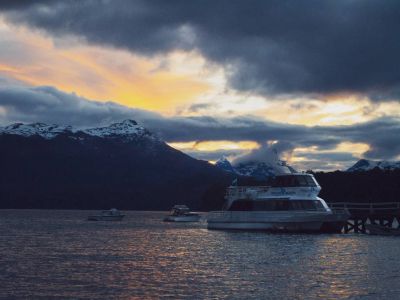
<box><xmin>224</xmin><ymin>173</ymin><xmax>330</xmax><ymax>212</ymax></box>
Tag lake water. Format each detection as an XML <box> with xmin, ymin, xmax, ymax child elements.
<box><xmin>1</xmin><ymin>210</ymin><xmax>400</xmax><ymax>299</ymax></box>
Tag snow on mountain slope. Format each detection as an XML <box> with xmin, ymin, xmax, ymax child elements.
<box><xmin>347</xmin><ymin>159</ymin><xmax>400</xmax><ymax>172</ymax></box>
<box><xmin>215</xmin><ymin>156</ymin><xmax>236</xmax><ymax>173</ymax></box>
<box><xmin>0</xmin><ymin>122</ymin><xmax>73</xmax><ymax>139</ymax></box>
<box><xmin>0</xmin><ymin>120</ymin><xmax>157</xmax><ymax>141</ymax></box>
<box><xmin>83</xmin><ymin>120</ymin><xmax>156</xmax><ymax>140</ymax></box>
<box><xmin>233</xmin><ymin>161</ymin><xmax>276</xmax><ymax>179</ymax></box>
<box><xmin>215</xmin><ymin>156</ymin><xmax>296</xmax><ymax>179</ymax></box>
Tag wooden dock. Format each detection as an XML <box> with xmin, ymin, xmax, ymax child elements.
<box><xmin>328</xmin><ymin>202</ymin><xmax>400</xmax><ymax>233</ymax></box>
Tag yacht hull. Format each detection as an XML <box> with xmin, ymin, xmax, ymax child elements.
<box><xmin>207</xmin><ymin>211</ymin><xmax>348</xmax><ymax>233</ymax></box>
<box><xmin>207</xmin><ymin>221</ymin><xmax>323</xmax><ymax>232</ymax></box>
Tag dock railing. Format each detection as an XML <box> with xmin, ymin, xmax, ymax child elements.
<box><xmin>328</xmin><ymin>202</ymin><xmax>400</xmax><ymax>215</ymax></box>
<box><xmin>328</xmin><ymin>202</ymin><xmax>400</xmax><ymax>233</ymax></box>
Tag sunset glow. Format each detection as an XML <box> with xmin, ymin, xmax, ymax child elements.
<box><xmin>1</xmin><ymin>2</ymin><xmax>400</xmax><ymax>171</ymax></box>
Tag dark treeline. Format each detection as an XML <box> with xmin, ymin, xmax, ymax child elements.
<box><xmin>314</xmin><ymin>169</ymin><xmax>400</xmax><ymax>203</ymax></box>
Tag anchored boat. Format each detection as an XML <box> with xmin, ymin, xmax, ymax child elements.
<box><xmin>164</xmin><ymin>205</ymin><xmax>201</xmax><ymax>222</ymax></box>
<box><xmin>207</xmin><ymin>173</ymin><xmax>349</xmax><ymax>233</ymax></box>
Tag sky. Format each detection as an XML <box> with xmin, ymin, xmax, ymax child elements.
<box><xmin>0</xmin><ymin>0</ymin><xmax>400</xmax><ymax>171</ymax></box>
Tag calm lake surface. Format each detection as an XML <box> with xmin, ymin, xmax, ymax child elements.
<box><xmin>1</xmin><ymin>210</ymin><xmax>400</xmax><ymax>299</ymax></box>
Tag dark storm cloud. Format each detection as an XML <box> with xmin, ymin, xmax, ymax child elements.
<box><xmin>0</xmin><ymin>85</ymin><xmax>159</xmax><ymax>127</ymax></box>
<box><xmin>3</xmin><ymin>0</ymin><xmax>400</xmax><ymax>100</ymax></box>
<box><xmin>0</xmin><ymin>1</ymin><xmax>51</xmax><ymax>10</ymax></box>
<box><xmin>186</xmin><ymin>103</ymin><xmax>216</xmax><ymax>113</ymax></box>
<box><xmin>1</xmin><ymin>84</ymin><xmax>400</xmax><ymax>161</ymax></box>
<box><xmin>294</xmin><ymin>152</ymin><xmax>358</xmax><ymax>163</ymax></box>
<box><xmin>326</xmin><ymin>119</ymin><xmax>400</xmax><ymax>159</ymax></box>
<box><xmin>180</xmin><ymin>149</ymin><xmax>244</xmax><ymax>162</ymax></box>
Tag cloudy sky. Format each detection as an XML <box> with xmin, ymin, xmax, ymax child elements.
<box><xmin>1</xmin><ymin>0</ymin><xmax>400</xmax><ymax>171</ymax></box>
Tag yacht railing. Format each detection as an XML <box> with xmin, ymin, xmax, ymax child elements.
<box><xmin>207</xmin><ymin>211</ymin><xmax>268</xmax><ymax>222</ymax></box>
<box><xmin>225</xmin><ymin>186</ymin><xmax>270</xmax><ymax>199</ymax></box>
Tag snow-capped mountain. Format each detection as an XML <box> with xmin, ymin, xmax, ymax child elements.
<box><xmin>0</xmin><ymin>119</ymin><xmax>157</xmax><ymax>141</ymax></box>
<box><xmin>233</xmin><ymin>161</ymin><xmax>277</xmax><ymax>180</ymax></box>
<box><xmin>347</xmin><ymin>159</ymin><xmax>400</xmax><ymax>172</ymax></box>
<box><xmin>0</xmin><ymin>120</ymin><xmax>233</xmax><ymax>210</ymax></box>
<box><xmin>215</xmin><ymin>156</ymin><xmax>236</xmax><ymax>173</ymax></box>
<box><xmin>84</xmin><ymin>120</ymin><xmax>155</xmax><ymax>140</ymax></box>
<box><xmin>0</xmin><ymin>122</ymin><xmax>73</xmax><ymax>139</ymax></box>
<box><xmin>215</xmin><ymin>156</ymin><xmax>296</xmax><ymax>180</ymax></box>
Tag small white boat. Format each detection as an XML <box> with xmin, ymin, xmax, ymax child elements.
<box><xmin>88</xmin><ymin>208</ymin><xmax>125</xmax><ymax>221</ymax></box>
<box><xmin>164</xmin><ymin>205</ymin><xmax>201</xmax><ymax>222</ymax></box>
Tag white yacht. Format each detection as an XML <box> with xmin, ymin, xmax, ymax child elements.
<box><xmin>87</xmin><ymin>208</ymin><xmax>125</xmax><ymax>221</ymax></box>
<box><xmin>164</xmin><ymin>205</ymin><xmax>201</xmax><ymax>222</ymax></box>
<box><xmin>207</xmin><ymin>173</ymin><xmax>349</xmax><ymax>233</ymax></box>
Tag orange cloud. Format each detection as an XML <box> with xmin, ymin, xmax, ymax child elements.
<box><xmin>0</xmin><ymin>19</ymin><xmax>210</xmax><ymax>114</ymax></box>
<box><xmin>168</xmin><ymin>140</ymin><xmax>260</xmax><ymax>152</ymax></box>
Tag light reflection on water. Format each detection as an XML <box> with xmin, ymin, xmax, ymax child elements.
<box><xmin>1</xmin><ymin>210</ymin><xmax>400</xmax><ymax>299</ymax></box>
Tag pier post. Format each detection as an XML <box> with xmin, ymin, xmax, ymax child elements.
<box><xmin>329</xmin><ymin>202</ymin><xmax>400</xmax><ymax>234</ymax></box>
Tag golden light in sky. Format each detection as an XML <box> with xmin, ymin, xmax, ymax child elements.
<box><xmin>168</xmin><ymin>140</ymin><xmax>260</xmax><ymax>152</ymax></box>
<box><xmin>3</xmin><ymin>17</ymin><xmax>400</xmax><ymax>127</ymax></box>
<box><xmin>1</xmin><ymin>15</ymin><xmax>400</xmax><ymax>171</ymax></box>
<box><xmin>0</xmin><ymin>18</ymin><xmax>212</xmax><ymax>114</ymax></box>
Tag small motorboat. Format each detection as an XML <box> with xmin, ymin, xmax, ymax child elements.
<box><xmin>163</xmin><ymin>205</ymin><xmax>201</xmax><ymax>222</ymax></box>
<box><xmin>88</xmin><ymin>208</ymin><xmax>125</xmax><ymax>221</ymax></box>
<box><xmin>366</xmin><ymin>224</ymin><xmax>400</xmax><ymax>236</ymax></box>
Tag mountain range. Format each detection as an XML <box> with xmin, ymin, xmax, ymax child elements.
<box><xmin>347</xmin><ymin>159</ymin><xmax>400</xmax><ymax>172</ymax></box>
<box><xmin>1</xmin><ymin>120</ymin><xmax>400</xmax><ymax>210</ymax></box>
<box><xmin>0</xmin><ymin>120</ymin><xmax>233</xmax><ymax>210</ymax></box>
<box><xmin>216</xmin><ymin>155</ymin><xmax>400</xmax><ymax>177</ymax></box>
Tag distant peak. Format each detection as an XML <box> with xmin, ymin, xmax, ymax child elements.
<box><xmin>115</xmin><ymin>119</ymin><xmax>138</xmax><ymax>126</ymax></box>
<box><xmin>0</xmin><ymin>122</ymin><xmax>74</xmax><ymax>139</ymax></box>
<box><xmin>216</xmin><ymin>155</ymin><xmax>229</xmax><ymax>163</ymax></box>
<box><xmin>347</xmin><ymin>159</ymin><xmax>400</xmax><ymax>172</ymax></box>
<box><xmin>215</xmin><ymin>156</ymin><xmax>236</xmax><ymax>173</ymax></box>
<box><xmin>6</xmin><ymin>123</ymin><xmax>23</xmax><ymax>130</ymax></box>
<box><xmin>83</xmin><ymin>119</ymin><xmax>158</xmax><ymax>141</ymax></box>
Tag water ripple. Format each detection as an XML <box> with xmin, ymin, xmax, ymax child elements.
<box><xmin>1</xmin><ymin>210</ymin><xmax>400</xmax><ymax>299</ymax></box>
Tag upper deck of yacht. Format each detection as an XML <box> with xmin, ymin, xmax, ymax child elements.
<box><xmin>270</xmin><ymin>173</ymin><xmax>319</xmax><ymax>188</ymax></box>
<box><xmin>225</xmin><ymin>173</ymin><xmax>321</xmax><ymax>202</ymax></box>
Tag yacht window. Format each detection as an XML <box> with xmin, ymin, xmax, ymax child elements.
<box><xmin>228</xmin><ymin>199</ymin><xmax>324</xmax><ymax>211</ymax></box>
<box><xmin>272</xmin><ymin>176</ymin><xmax>295</xmax><ymax>187</ymax></box>
<box><xmin>258</xmin><ymin>200</ymin><xmax>289</xmax><ymax>211</ymax></box>
<box><xmin>229</xmin><ymin>199</ymin><xmax>291</xmax><ymax>211</ymax></box>
<box><xmin>289</xmin><ymin>200</ymin><xmax>325</xmax><ymax>211</ymax></box>
<box><xmin>229</xmin><ymin>200</ymin><xmax>253</xmax><ymax>211</ymax></box>
<box><xmin>301</xmin><ymin>201</ymin><xmax>316</xmax><ymax>210</ymax></box>
<box><xmin>313</xmin><ymin>200</ymin><xmax>324</xmax><ymax>210</ymax></box>
<box><xmin>275</xmin><ymin>200</ymin><xmax>290</xmax><ymax>210</ymax></box>
<box><xmin>272</xmin><ymin>175</ymin><xmax>317</xmax><ymax>187</ymax></box>
<box><xmin>305</xmin><ymin>176</ymin><xmax>317</xmax><ymax>187</ymax></box>
<box><xmin>296</xmin><ymin>176</ymin><xmax>308</xmax><ymax>186</ymax></box>
<box><xmin>271</xmin><ymin>177</ymin><xmax>283</xmax><ymax>187</ymax></box>
<box><xmin>290</xmin><ymin>200</ymin><xmax>304</xmax><ymax>210</ymax></box>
